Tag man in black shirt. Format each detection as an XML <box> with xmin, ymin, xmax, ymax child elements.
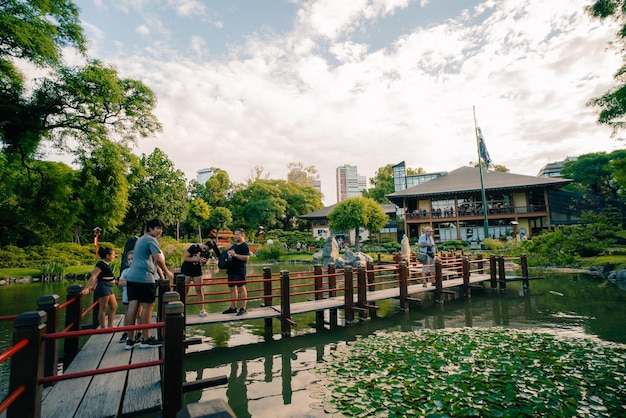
<box><xmin>222</xmin><ymin>228</ymin><xmax>250</xmax><ymax>316</ymax></box>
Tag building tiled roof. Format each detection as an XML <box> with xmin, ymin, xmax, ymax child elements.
<box><xmin>386</xmin><ymin>166</ymin><xmax>571</xmax><ymax>202</ymax></box>
<box><xmin>300</xmin><ymin>203</ymin><xmax>396</xmax><ymax>219</ymax></box>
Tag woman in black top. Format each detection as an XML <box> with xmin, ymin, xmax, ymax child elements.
<box><xmin>85</xmin><ymin>246</ymin><xmax>119</xmax><ymax>328</ymax></box>
<box><xmin>181</xmin><ymin>241</ymin><xmax>217</xmax><ymax>316</ymax></box>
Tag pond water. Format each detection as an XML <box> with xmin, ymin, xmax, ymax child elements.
<box><xmin>1</xmin><ymin>264</ymin><xmax>625</xmax><ymax>417</ymax></box>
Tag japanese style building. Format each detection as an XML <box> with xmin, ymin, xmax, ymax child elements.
<box><xmin>386</xmin><ymin>166</ymin><xmax>572</xmax><ymax>244</ymax></box>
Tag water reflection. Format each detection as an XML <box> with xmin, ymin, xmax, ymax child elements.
<box><xmin>183</xmin><ymin>273</ymin><xmax>626</xmax><ymax>417</ymax></box>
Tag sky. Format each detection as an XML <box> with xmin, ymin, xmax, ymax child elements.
<box><xmin>66</xmin><ymin>0</ymin><xmax>624</xmax><ymax>206</ymax></box>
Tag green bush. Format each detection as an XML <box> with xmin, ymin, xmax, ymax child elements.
<box><xmin>255</xmin><ymin>242</ymin><xmax>286</xmax><ymax>261</ymax></box>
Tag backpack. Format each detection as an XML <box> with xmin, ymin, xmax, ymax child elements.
<box><xmin>217</xmin><ymin>247</ymin><xmax>232</xmax><ymax>269</ymax></box>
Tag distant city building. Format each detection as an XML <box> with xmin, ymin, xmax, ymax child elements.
<box><xmin>196</xmin><ymin>168</ymin><xmax>213</xmax><ymax>184</ymax></box>
<box><xmin>336</xmin><ymin>164</ymin><xmax>367</xmax><ymax>202</ymax></box>
<box><xmin>537</xmin><ymin>156</ymin><xmax>577</xmax><ymax>178</ymax></box>
<box><xmin>311</xmin><ymin>179</ymin><xmax>322</xmax><ymax>193</ymax></box>
<box><xmin>392</xmin><ymin>161</ymin><xmax>446</xmax><ymax>192</ymax></box>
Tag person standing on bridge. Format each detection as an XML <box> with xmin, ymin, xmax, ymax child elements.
<box><xmin>85</xmin><ymin>246</ymin><xmax>118</xmax><ymax>328</ymax></box>
<box><xmin>124</xmin><ymin>218</ymin><xmax>174</xmax><ymax>349</ymax></box>
<box><xmin>418</xmin><ymin>226</ymin><xmax>436</xmax><ymax>283</ymax></box>
<box><xmin>181</xmin><ymin>241</ymin><xmax>217</xmax><ymax>317</ymax></box>
<box><xmin>222</xmin><ymin>228</ymin><xmax>250</xmax><ymax>316</ymax></box>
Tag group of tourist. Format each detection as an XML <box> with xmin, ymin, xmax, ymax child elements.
<box><xmin>84</xmin><ymin>218</ymin><xmax>250</xmax><ymax>350</ymax></box>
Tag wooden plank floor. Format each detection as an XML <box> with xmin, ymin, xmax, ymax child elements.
<box><xmin>41</xmin><ymin>316</ymin><xmax>162</xmax><ymax>418</ymax></box>
<box><xmin>185</xmin><ymin>273</ymin><xmax>492</xmax><ymax>325</ymax></box>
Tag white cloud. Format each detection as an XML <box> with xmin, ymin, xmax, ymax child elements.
<box><xmin>78</xmin><ymin>0</ymin><xmax>623</xmax><ymax>205</ymax></box>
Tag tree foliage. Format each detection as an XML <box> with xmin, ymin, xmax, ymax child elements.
<box><xmin>286</xmin><ymin>161</ymin><xmax>319</xmax><ymax>186</ymax></box>
<box><xmin>560</xmin><ymin>150</ymin><xmax>626</xmax><ymax>200</ymax></box>
<box><xmin>587</xmin><ymin>0</ymin><xmax>626</xmax><ymax>136</ymax></box>
<box><xmin>187</xmin><ymin>198</ymin><xmax>210</xmax><ymax>241</ymax></box>
<box><xmin>124</xmin><ymin>148</ymin><xmax>188</xmax><ymax>233</ymax></box>
<box><xmin>328</xmin><ymin>197</ymin><xmax>388</xmax><ymax>252</ymax></box>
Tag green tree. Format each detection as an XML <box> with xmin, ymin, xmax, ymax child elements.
<box><xmin>202</xmin><ymin>168</ymin><xmax>232</xmax><ymax>206</ymax></box>
<box><xmin>75</xmin><ymin>140</ymin><xmax>131</xmax><ymax>239</ymax></box>
<box><xmin>187</xmin><ymin>198</ymin><xmax>210</xmax><ymax>241</ymax></box>
<box><xmin>0</xmin><ymin>156</ymin><xmax>79</xmax><ymax>245</ymax></box>
<box><xmin>208</xmin><ymin>207</ymin><xmax>233</xmax><ymax>244</ymax></box>
<box><xmin>560</xmin><ymin>150</ymin><xmax>626</xmax><ymax>200</ymax></box>
<box><xmin>587</xmin><ymin>1</ymin><xmax>626</xmax><ymax>136</ymax></box>
<box><xmin>328</xmin><ymin>197</ymin><xmax>388</xmax><ymax>252</ymax></box>
<box><xmin>125</xmin><ymin>148</ymin><xmax>188</xmax><ymax>234</ymax></box>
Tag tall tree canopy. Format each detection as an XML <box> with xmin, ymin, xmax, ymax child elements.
<box><xmin>124</xmin><ymin>148</ymin><xmax>188</xmax><ymax>234</ymax></box>
<box><xmin>560</xmin><ymin>150</ymin><xmax>626</xmax><ymax>200</ymax></box>
<box><xmin>0</xmin><ymin>1</ymin><xmax>161</xmax><ymax>161</ymax></box>
<box><xmin>588</xmin><ymin>1</ymin><xmax>626</xmax><ymax>136</ymax></box>
<box><xmin>328</xmin><ymin>197</ymin><xmax>388</xmax><ymax>252</ymax></box>
<box><xmin>287</xmin><ymin>162</ymin><xmax>319</xmax><ymax>186</ymax></box>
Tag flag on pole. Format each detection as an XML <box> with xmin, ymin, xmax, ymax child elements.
<box><xmin>476</xmin><ymin>127</ymin><xmax>492</xmax><ymax>167</ymax></box>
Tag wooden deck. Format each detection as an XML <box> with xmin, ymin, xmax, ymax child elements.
<box><xmin>185</xmin><ymin>273</ymin><xmax>492</xmax><ymax>325</ymax></box>
<box><xmin>40</xmin><ymin>316</ymin><xmax>162</xmax><ymax>418</ymax></box>
<box><xmin>31</xmin><ymin>272</ymin><xmax>491</xmax><ymax>417</ymax></box>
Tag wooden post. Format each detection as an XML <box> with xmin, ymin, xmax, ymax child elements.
<box><xmin>477</xmin><ymin>253</ymin><xmax>484</xmax><ymax>274</ymax></box>
<box><xmin>489</xmin><ymin>255</ymin><xmax>497</xmax><ymax>291</ymax></box>
<box><xmin>366</xmin><ymin>261</ymin><xmax>377</xmax><ymax>317</ymax></box>
<box><xmin>435</xmin><ymin>260</ymin><xmax>443</xmax><ymax>303</ymax></box>
<box><xmin>63</xmin><ymin>285</ymin><xmax>82</xmax><ymax>370</ymax></box>
<box><xmin>327</xmin><ymin>263</ymin><xmax>338</xmax><ymax>328</ymax></box>
<box><xmin>521</xmin><ymin>254</ymin><xmax>529</xmax><ymax>289</ymax></box>
<box><xmin>344</xmin><ymin>267</ymin><xmax>355</xmax><ymax>324</ymax></box>
<box><xmin>157</xmin><ymin>279</ymin><xmax>170</xmax><ymax>340</ymax></box>
<box><xmin>313</xmin><ymin>264</ymin><xmax>324</xmax><ymax>329</ymax></box>
<box><xmin>37</xmin><ymin>294</ymin><xmax>59</xmax><ymax>383</ymax></box>
<box><xmin>456</xmin><ymin>254</ymin><xmax>463</xmax><ymax>278</ymax></box>
<box><xmin>263</xmin><ymin>267</ymin><xmax>273</xmax><ymax>338</ymax></box>
<box><xmin>398</xmin><ymin>262</ymin><xmax>408</xmax><ymax>311</ymax></box>
<box><xmin>8</xmin><ymin>311</ymin><xmax>46</xmax><ymax>418</ymax></box>
<box><xmin>462</xmin><ymin>256</ymin><xmax>470</xmax><ymax>298</ymax></box>
<box><xmin>498</xmin><ymin>255</ymin><xmax>507</xmax><ymax>291</ymax></box>
<box><xmin>280</xmin><ymin>270</ymin><xmax>292</xmax><ymax>337</ymax></box>
<box><xmin>356</xmin><ymin>267</ymin><xmax>367</xmax><ymax>320</ymax></box>
<box><xmin>162</xmin><ymin>301</ymin><xmax>185</xmax><ymax>418</ymax></box>
<box><xmin>175</xmin><ymin>274</ymin><xmax>186</xmax><ymax>307</ymax></box>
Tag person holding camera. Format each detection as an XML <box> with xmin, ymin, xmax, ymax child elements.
<box><xmin>181</xmin><ymin>241</ymin><xmax>217</xmax><ymax>316</ymax></box>
<box><xmin>418</xmin><ymin>226</ymin><xmax>436</xmax><ymax>282</ymax></box>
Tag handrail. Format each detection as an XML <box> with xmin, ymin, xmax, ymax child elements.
<box><xmin>0</xmin><ymin>314</ymin><xmax>19</xmax><ymax>322</ymax></box>
<box><xmin>40</xmin><ymin>359</ymin><xmax>164</xmax><ymax>384</ymax></box>
<box><xmin>0</xmin><ymin>339</ymin><xmax>28</xmax><ymax>365</ymax></box>
<box><xmin>43</xmin><ymin>321</ymin><xmax>165</xmax><ymax>341</ymax></box>
<box><xmin>0</xmin><ymin>385</ymin><xmax>25</xmax><ymax>414</ymax></box>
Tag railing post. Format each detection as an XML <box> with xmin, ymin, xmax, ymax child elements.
<box><xmin>456</xmin><ymin>254</ymin><xmax>463</xmax><ymax>278</ymax></box>
<box><xmin>489</xmin><ymin>255</ymin><xmax>497</xmax><ymax>291</ymax></box>
<box><xmin>37</xmin><ymin>295</ymin><xmax>59</xmax><ymax>383</ymax></box>
<box><xmin>263</xmin><ymin>267</ymin><xmax>273</xmax><ymax>338</ymax></box>
<box><xmin>280</xmin><ymin>270</ymin><xmax>292</xmax><ymax>337</ymax></box>
<box><xmin>175</xmin><ymin>274</ymin><xmax>186</xmax><ymax>308</ymax></box>
<box><xmin>521</xmin><ymin>254</ymin><xmax>529</xmax><ymax>289</ymax></box>
<box><xmin>63</xmin><ymin>285</ymin><xmax>83</xmax><ymax>369</ymax></box>
<box><xmin>398</xmin><ymin>262</ymin><xmax>408</xmax><ymax>312</ymax></box>
<box><xmin>8</xmin><ymin>311</ymin><xmax>46</xmax><ymax>418</ymax></box>
<box><xmin>327</xmin><ymin>263</ymin><xmax>337</xmax><ymax>327</ymax></box>
<box><xmin>313</xmin><ymin>264</ymin><xmax>324</xmax><ymax>329</ymax></box>
<box><xmin>356</xmin><ymin>267</ymin><xmax>367</xmax><ymax>320</ymax></box>
<box><xmin>477</xmin><ymin>253</ymin><xmax>484</xmax><ymax>274</ymax></box>
<box><xmin>435</xmin><ymin>260</ymin><xmax>443</xmax><ymax>304</ymax></box>
<box><xmin>498</xmin><ymin>255</ymin><xmax>507</xmax><ymax>291</ymax></box>
<box><xmin>162</xmin><ymin>300</ymin><xmax>185</xmax><ymax>418</ymax></box>
<box><xmin>157</xmin><ymin>279</ymin><xmax>170</xmax><ymax>341</ymax></box>
<box><xmin>343</xmin><ymin>267</ymin><xmax>354</xmax><ymax>324</ymax></box>
<box><xmin>462</xmin><ymin>256</ymin><xmax>470</xmax><ymax>298</ymax></box>
<box><xmin>366</xmin><ymin>261</ymin><xmax>377</xmax><ymax>317</ymax></box>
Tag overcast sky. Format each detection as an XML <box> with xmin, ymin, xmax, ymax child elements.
<box><xmin>70</xmin><ymin>0</ymin><xmax>623</xmax><ymax>206</ymax></box>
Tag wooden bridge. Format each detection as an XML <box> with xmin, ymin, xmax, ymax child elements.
<box><xmin>1</xmin><ymin>254</ymin><xmax>535</xmax><ymax>417</ymax></box>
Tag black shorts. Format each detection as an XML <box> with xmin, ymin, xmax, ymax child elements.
<box><xmin>227</xmin><ymin>275</ymin><xmax>246</xmax><ymax>288</ymax></box>
<box><xmin>127</xmin><ymin>281</ymin><xmax>157</xmax><ymax>303</ymax></box>
<box><xmin>94</xmin><ymin>280</ymin><xmax>114</xmax><ymax>298</ymax></box>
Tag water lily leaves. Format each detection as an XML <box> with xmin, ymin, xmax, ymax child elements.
<box><xmin>312</xmin><ymin>328</ymin><xmax>626</xmax><ymax>417</ymax></box>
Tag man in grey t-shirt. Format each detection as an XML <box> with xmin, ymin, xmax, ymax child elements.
<box><xmin>124</xmin><ymin>218</ymin><xmax>174</xmax><ymax>350</ymax></box>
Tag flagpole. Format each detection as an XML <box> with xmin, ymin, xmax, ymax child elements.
<box><xmin>473</xmin><ymin>106</ymin><xmax>490</xmax><ymax>241</ymax></box>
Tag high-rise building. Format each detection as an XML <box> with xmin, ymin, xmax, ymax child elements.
<box><xmin>336</xmin><ymin>165</ymin><xmax>366</xmax><ymax>202</ymax></box>
<box><xmin>196</xmin><ymin>168</ymin><xmax>213</xmax><ymax>184</ymax></box>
